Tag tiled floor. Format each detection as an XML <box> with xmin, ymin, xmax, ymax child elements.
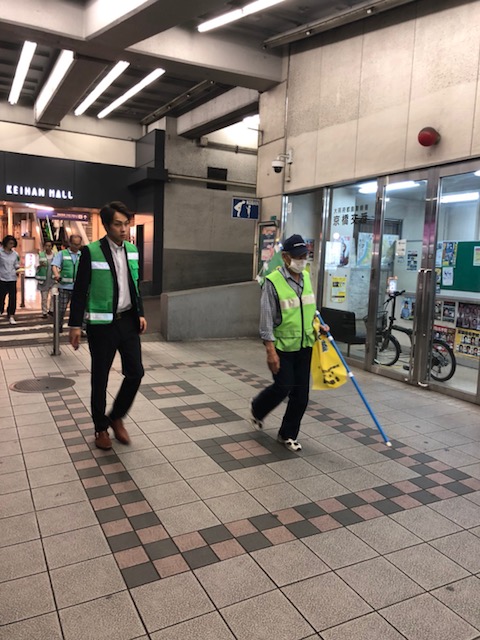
<box><xmin>1</xmin><ymin>338</ymin><xmax>480</xmax><ymax>639</ymax></box>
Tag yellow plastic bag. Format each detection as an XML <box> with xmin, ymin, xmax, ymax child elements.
<box><xmin>311</xmin><ymin>320</ymin><xmax>348</xmax><ymax>390</ymax></box>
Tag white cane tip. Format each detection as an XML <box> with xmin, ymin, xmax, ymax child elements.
<box><xmin>385</xmin><ymin>441</ymin><xmax>392</xmax><ymax>447</ymax></box>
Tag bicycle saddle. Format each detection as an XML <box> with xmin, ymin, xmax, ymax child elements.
<box><xmin>392</xmin><ymin>324</ymin><xmax>413</xmax><ymax>337</ymax></box>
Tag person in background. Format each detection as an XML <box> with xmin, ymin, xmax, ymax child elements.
<box><xmin>250</xmin><ymin>234</ymin><xmax>328</xmax><ymax>452</ymax></box>
<box><xmin>36</xmin><ymin>240</ymin><xmax>55</xmax><ymax>318</ymax></box>
<box><xmin>0</xmin><ymin>235</ymin><xmax>21</xmax><ymax>325</ymax></box>
<box><xmin>69</xmin><ymin>201</ymin><xmax>146</xmax><ymax>450</ymax></box>
<box><xmin>52</xmin><ymin>234</ymin><xmax>82</xmax><ymax>332</ymax></box>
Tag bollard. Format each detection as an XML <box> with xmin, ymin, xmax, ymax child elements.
<box><xmin>20</xmin><ymin>272</ymin><xmax>25</xmax><ymax>308</ymax></box>
<box><xmin>51</xmin><ymin>285</ymin><xmax>61</xmax><ymax>356</ymax></box>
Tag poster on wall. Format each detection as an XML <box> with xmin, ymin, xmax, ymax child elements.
<box><xmin>330</xmin><ymin>276</ymin><xmax>347</xmax><ymax>302</ymax></box>
<box><xmin>396</xmin><ymin>239</ymin><xmax>407</xmax><ymax>257</ymax></box>
<box><xmin>435</xmin><ymin>242</ymin><xmax>443</xmax><ymax>268</ymax></box>
<box><xmin>442</xmin><ymin>267</ymin><xmax>454</xmax><ymax>287</ymax></box>
<box><xmin>433</xmin><ymin>325</ymin><xmax>456</xmax><ymax>348</ymax></box>
<box><xmin>455</xmin><ymin>328</ymin><xmax>480</xmax><ymax>357</ymax></box>
<box><xmin>442</xmin><ymin>242</ymin><xmax>458</xmax><ymax>267</ymax></box>
<box><xmin>357</xmin><ymin>232</ymin><xmax>373</xmax><ymax>267</ymax></box>
<box><xmin>305</xmin><ymin>239</ymin><xmax>315</xmax><ymax>261</ymax></box>
<box><xmin>407</xmin><ymin>251</ymin><xmax>418</xmax><ymax>271</ymax></box>
<box><xmin>434</xmin><ymin>301</ymin><xmax>442</xmax><ymax>321</ymax></box>
<box><xmin>382</xmin><ymin>235</ymin><xmax>398</xmax><ymax>267</ymax></box>
<box><xmin>401</xmin><ymin>297</ymin><xmax>415</xmax><ymax>320</ymax></box>
<box><xmin>442</xmin><ymin>301</ymin><xmax>456</xmax><ymax>324</ymax></box>
<box><xmin>325</xmin><ymin>237</ymin><xmax>350</xmax><ymax>268</ymax></box>
<box><xmin>456</xmin><ymin>302</ymin><xmax>480</xmax><ymax>330</ymax></box>
<box><xmin>435</xmin><ymin>268</ymin><xmax>442</xmax><ymax>293</ymax></box>
<box><xmin>474</xmin><ymin>246</ymin><xmax>480</xmax><ymax>266</ymax></box>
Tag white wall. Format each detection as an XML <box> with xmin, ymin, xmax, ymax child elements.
<box><xmin>258</xmin><ymin>0</ymin><xmax>480</xmax><ymax>197</ymax></box>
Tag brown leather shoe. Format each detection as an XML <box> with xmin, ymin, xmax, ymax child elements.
<box><xmin>95</xmin><ymin>430</ymin><xmax>112</xmax><ymax>450</ymax></box>
<box><xmin>109</xmin><ymin>418</ymin><xmax>130</xmax><ymax>445</ymax></box>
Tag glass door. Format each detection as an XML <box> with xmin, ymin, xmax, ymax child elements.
<box><xmin>431</xmin><ymin>169</ymin><xmax>480</xmax><ymax>396</ymax></box>
<box><xmin>368</xmin><ymin>177</ymin><xmax>431</xmax><ymax>382</ymax></box>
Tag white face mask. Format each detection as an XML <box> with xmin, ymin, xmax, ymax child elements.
<box><xmin>289</xmin><ymin>258</ymin><xmax>307</xmax><ymax>273</ymax></box>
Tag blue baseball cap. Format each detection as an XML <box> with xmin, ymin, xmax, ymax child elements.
<box><xmin>282</xmin><ymin>234</ymin><xmax>307</xmax><ymax>257</ymax></box>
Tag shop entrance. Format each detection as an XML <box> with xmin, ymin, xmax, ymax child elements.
<box><xmin>286</xmin><ymin>159</ymin><xmax>480</xmax><ymax>404</ymax></box>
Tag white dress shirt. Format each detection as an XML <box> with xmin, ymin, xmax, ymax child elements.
<box><xmin>106</xmin><ymin>237</ymin><xmax>132</xmax><ymax>313</ymax></box>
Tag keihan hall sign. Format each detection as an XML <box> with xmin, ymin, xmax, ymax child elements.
<box><xmin>5</xmin><ymin>184</ymin><xmax>74</xmax><ymax>200</ymax></box>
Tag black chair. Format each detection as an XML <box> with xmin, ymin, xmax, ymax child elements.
<box><xmin>320</xmin><ymin>307</ymin><xmax>366</xmax><ymax>356</ymax></box>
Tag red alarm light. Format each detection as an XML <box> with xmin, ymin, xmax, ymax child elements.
<box><xmin>418</xmin><ymin>127</ymin><xmax>440</xmax><ymax>146</ymax></box>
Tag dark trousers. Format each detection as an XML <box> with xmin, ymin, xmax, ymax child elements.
<box><xmin>0</xmin><ymin>281</ymin><xmax>17</xmax><ymax>317</ymax></box>
<box><xmin>252</xmin><ymin>347</ymin><xmax>312</xmax><ymax>441</ymax></box>
<box><xmin>58</xmin><ymin>289</ymin><xmax>72</xmax><ymax>329</ymax></box>
<box><xmin>87</xmin><ymin>311</ymin><xmax>144</xmax><ymax>432</ymax></box>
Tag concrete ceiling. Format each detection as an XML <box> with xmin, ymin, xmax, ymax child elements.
<box><xmin>0</xmin><ymin>0</ymin><xmax>416</xmax><ymax>131</ymax></box>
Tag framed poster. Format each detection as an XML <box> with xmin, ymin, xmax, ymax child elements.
<box><xmin>257</xmin><ymin>221</ymin><xmax>279</xmax><ymax>275</ymax></box>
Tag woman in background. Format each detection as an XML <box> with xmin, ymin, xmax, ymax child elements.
<box><xmin>0</xmin><ymin>235</ymin><xmax>20</xmax><ymax>325</ymax></box>
<box><xmin>36</xmin><ymin>240</ymin><xmax>55</xmax><ymax>318</ymax></box>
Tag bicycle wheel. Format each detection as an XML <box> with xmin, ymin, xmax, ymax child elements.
<box><xmin>374</xmin><ymin>333</ymin><xmax>400</xmax><ymax>366</ymax></box>
<box><xmin>430</xmin><ymin>339</ymin><xmax>456</xmax><ymax>382</ymax></box>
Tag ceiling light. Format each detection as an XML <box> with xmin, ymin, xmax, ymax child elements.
<box><xmin>358</xmin><ymin>181</ymin><xmax>377</xmax><ymax>194</ymax></box>
<box><xmin>97</xmin><ymin>68</ymin><xmax>165</xmax><ymax>119</ymax></box>
<box><xmin>74</xmin><ymin>61</ymin><xmax>130</xmax><ymax>116</ymax></box>
<box><xmin>385</xmin><ymin>181</ymin><xmax>420</xmax><ymax>191</ymax></box>
<box><xmin>474</xmin><ymin>170</ymin><xmax>480</xmax><ymax>177</ymax></box>
<box><xmin>440</xmin><ymin>192</ymin><xmax>479</xmax><ymax>204</ymax></box>
<box><xmin>26</xmin><ymin>204</ymin><xmax>55</xmax><ymax>211</ymax></box>
<box><xmin>9</xmin><ymin>41</ymin><xmax>37</xmax><ymax>105</ymax></box>
<box><xmin>34</xmin><ymin>50</ymin><xmax>75</xmax><ymax>121</ymax></box>
<box><xmin>198</xmin><ymin>0</ymin><xmax>285</xmax><ymax>32</ymax></box>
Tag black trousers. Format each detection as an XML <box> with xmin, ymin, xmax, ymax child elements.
<box><xmin>252</xmin><ymin>347</ymin><xmax>312</xmax><ymax>441</ymax></box>
<box><xmin>87</xmin><ymin>311</ymin><xmax>144</xmax><ymax>432</ymax></box>
<box><xmin>0</xmin><ymin>281</ymin><xmax>17</xmax><ymax>316</ymax></box>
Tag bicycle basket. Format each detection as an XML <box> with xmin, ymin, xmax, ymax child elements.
<box><xmin>362</xmin><ymin>311</ymin><xmax>387</xmax><ymax>331</ymax></box>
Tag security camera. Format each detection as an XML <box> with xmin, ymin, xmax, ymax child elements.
<box><xmin>272</xmin><ymin>159</ymin><xmax>285</xmax><ymax>173</ymax></box>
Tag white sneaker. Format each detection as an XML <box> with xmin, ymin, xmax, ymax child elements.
<box><xmin>8</xmin><ymin>317</ymin><xmax>16</xmax><ymax>325</ymax></box>
<box><xmin>277</xmin><ymin>435</ymin><xmax>302</xmax><ymax>451</ymax></box>
<box><xmin>249</xmin><ymin>404</ymin><xmax>264</xmax><ymax>430</ymax></box>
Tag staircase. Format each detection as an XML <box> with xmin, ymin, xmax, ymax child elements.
<box><xmin>0</xmin><ymin>311</ymin><xmax>69</xmax><ymax>348</ymax></box>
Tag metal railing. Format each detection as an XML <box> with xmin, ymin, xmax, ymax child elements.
<box><xmin>51</xmin><ymin>285</ymin><xmax>61</xmax><ymax>356</ymax></box>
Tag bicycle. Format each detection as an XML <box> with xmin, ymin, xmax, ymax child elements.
<box><xmin>369</xmin><ymin>290</ymin><xmax>456</xmax><ymax>382</ymax></box>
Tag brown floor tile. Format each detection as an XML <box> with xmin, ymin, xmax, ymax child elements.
<box><xmin>225</xmin><ymin>519</ymin><xmax>258</xmax><ymax>537</ymax></box>
<box><xmin>262</xmin><ymin>525</ymin><xmax>297</xmax><ymax>544</ymax></box>
<box><xmin>351</xmin><ymin>504</ymin><xmax>384</xmax><ymax>520</ymax></box>
<box><xmin>273</xmin><ymin>508</ymin><xmax>305</xmax><ymax>525</ymax></box>
<box><xmin>356</xmin><ymin>489</ymin><xmax>386</xmax><ymax>503</ymax></box>
<box><xmin>428</xmin><ymin>486</ymin><xmax>458</xmax><ymax>500</ymax></box>
<box><xmin>316</xmin><ymin>498</ymin><xmax>346</xmax><ymax>513</ymax></box>
<box><xmin>154</xmin><ymin>554</ymin><xmax>190</xmax><ymax>578</ymax></box>
<box><xmin>115</xmin><ymin>546</ymin><xmax>149</xmax><ymax>569</ymax></box>
<box><xmin>74</xmin><ymin>459</ymin><xmax>98</xmax><ymax>470</ymax></box>
<box><xmin>137</xmin><ymin>525</ymin><xmax>169</xmax><ymax>544</ymax></box>
<box><xmin>211</xmin><ymin>538</ymin><xmax>245</xmax><ymax>560</ymax></box>
<box><xmin>309</xmin><ymin>515</ymin><xmax>343</xmax><ymax>532</ymax></box>
<box><xmin>173</xmin><ymin>531</ymin><xmax>207</xmax><ymax>552</ymax></box>
<box><xmin>101</xmin><ymin>518</ymin><xmax>133</xmax><ymax>537</ymax></box>
<box><xmin>390</xmin><ymin>495</ymin><xmax>423</xmax><ymax>509</ymax></box>
<box><xmin>111</xmin><ymin>480</ymin><xmax>137</xmax><ymax>494</ymax></box>
<box><xmin>91</xmin><ymin>495</ymin><xmax>120</xmax><ymax>511</ymax></box>
<box><xmin>82</xmin><ymin>476</ymin><xmax>108</xmax><ymax>489</ymax></box>
<box><xmin>101</xmin><ymin>463</ymin><xmax>126</xmax><ymax>474</ymax></box>
<box><xmin>392</xmin><ymin>480</ymin><xmax>422</xmax><ymax>494</ymax></box>
<box><xmin>123</xmin><ymin>501</ymin><xmax>152</xmax><ymax>517</ymax></box>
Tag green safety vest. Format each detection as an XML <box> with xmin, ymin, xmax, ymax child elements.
<box><xmin>36</xmin><ymin>251</ymin><xmax>50</xmax><ymax>282</ymax></box>
<box><xmin>60</xmin><ymin>249</ymin><xmax>80</xmax><ymax>284</ymax></box>
<box><xmin>85</xmin><ymin>240</ymin><xmax>139</xmax><ymax>324</ymax></box>
<box><xmin>266</xmin><ymin>269</ymin><xmax>316</xmax><ymax>352</ymax></box>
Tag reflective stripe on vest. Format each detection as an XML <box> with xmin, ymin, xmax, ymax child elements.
<box><xmin>59</xmin><ymin>250</ymin><xmax>80</xmax><ymax>284</ymax></box>
<box><xmin>36</xmin><ymin>251</ymin><xmax>47</xmax><ymax>282</ymax></box>
<box><xmin>85</xmin><ymin>240</ymin><xmax>139</xmax><ymax>325</ymax></box>
<box><xmin>266</xmin><ymin>269</ymin><xmax>316</xmax><ymax>352</ymax></box>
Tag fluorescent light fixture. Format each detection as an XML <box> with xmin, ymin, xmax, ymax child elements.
<box><xmin>385</xmin><ymin>181</ymin><xmax>420</xmax><ymax>191</ymax></box>
<box><xmin>440</xmin><ymin>192</ymin><xmax>479</xmax><ymax>204</ymax></box>
<box><xmin>26</xmin><ymin>203</ymin><xmax>55</xmax><ymax>211</ymax></box>
<box><xmin>97</xmin><ymin>68</ymin><xmax>165</xmax><ymax>119</ymax></box>
<box><xmin>9</xmin><ymin>41</ymin><xmax>37</xmax><ymax>105</ymax></box>
<box><xmin>474</xmin><ymin>170</ymin><xmax>480</xmax><ymax>177</ymax></box>
<box><xmin>34</xmin><ymin>49</ymin><xmax>75</xmax><ymax>120</ymax></box>
<box><xmin>74</xmin><ymin>61</ymin><xmax>130</xmax><ymax>116</ymax></box>
<box><xmin>198</xmin><ymin>0</ymin><xmax>285</xmax><ymax>32</ymax></box>
<box><xmin>358</xmin><ymin>181</ymin><xmax>377</xmax><ymax>194</ymax></box>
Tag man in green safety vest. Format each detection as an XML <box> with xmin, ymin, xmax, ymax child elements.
<box><xmin>36</xmin><ymin>239</ymin><xmax>55</xmax><ymax>317</ymax></box>
<box><xmin>250</xmin><ymin>234</ymin><xmax>328</xmax><ymax>451</ymax></box>
<box><xmin>52</xmin><ymin>234</ymin><xmax>82</xmax><ymax>331</ymax></box>
<box><xmin>68</xmin><ymin>202</ymin><xmax>146</xmax><ymax>451</ymax></box>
